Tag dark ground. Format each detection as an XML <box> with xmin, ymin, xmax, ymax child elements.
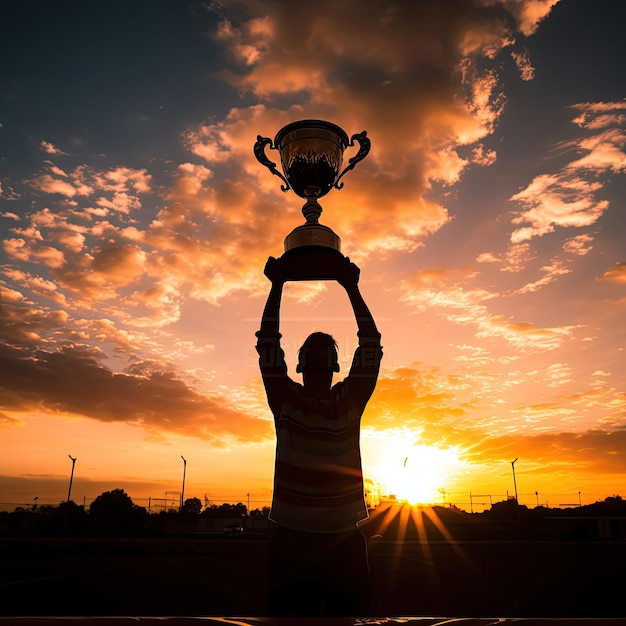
<box><xmin>1</xmin><ymin>534</ymin><xmax>624</xmax><ymax>618</ymax></box>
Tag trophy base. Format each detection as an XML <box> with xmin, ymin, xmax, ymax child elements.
<box><xmin>284</xmin><ymin>222</ymin><xmax>341</xmax><ymax>253</ymax></box>
<box><xmin>280</xmin><ymin>246</ymin><xmax>347</xmax><ymax>281</ymax></box>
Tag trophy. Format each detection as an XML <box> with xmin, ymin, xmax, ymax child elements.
<box><xmin>254</xmin><ymin>119</ymin><xmax>370</xmax><ymax>280</ymax></box>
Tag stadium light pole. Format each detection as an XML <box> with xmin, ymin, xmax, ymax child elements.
<box><xmin>180</xmin><ymin>456</ymin><xmax>187</xmax><ymax>512</ymax></box>
<box><xmin>510</xmin><ymin>458</ymin><xmax>519</xmax><ymax>503</ymax></box>
<box><xmin>65</xmin><ymin>455</ymin><xmax>76</xmax><ymax>529</ymax></box>
<box><xmin>67</xmin><ymin>455</ymin><xmax>77</xmax><ymax>505</ymax></box>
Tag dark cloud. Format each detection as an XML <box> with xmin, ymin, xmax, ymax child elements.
<box><xmin>0</xmin><ymin>289</ymin><xmax>68</xmax><ymax>345</ymax></box>
<box><xmin>0</xmin><ymin>340</ymin><xmax>272</xmax><ymax>445</ymax></box>
<box><xmin>466</xmin><ymin>428</ymin><xmax>626</xmax><ymax>475</ymax></box>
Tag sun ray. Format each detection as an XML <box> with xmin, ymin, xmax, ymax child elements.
<box><xmin>410</xmin><ymin>506</ymin><xmax>433</xmax><ymax>564</ymax></box>
<box><xmin>422</xmin><ymin>507</ymin><xmax>473</xmax><ymax>568</ymax></box>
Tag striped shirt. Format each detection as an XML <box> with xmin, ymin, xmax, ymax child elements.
<box><xmin>256</xmin><ymin>331</ymin><xmax>382</xmax><ymax>533</ymax></box>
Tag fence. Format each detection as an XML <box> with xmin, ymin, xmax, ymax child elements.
<box><xmin>0</xmin><ymin>495</ymin><xmax>274</xmax><ymax>514</ymax></box>
<box><xmin>0</xmin><ymin>491</ymin><xmax>588</xmax><ymax>514</ymax></box>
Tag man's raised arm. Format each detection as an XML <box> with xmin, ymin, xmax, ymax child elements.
<box><xmin>337</xmin><ymin>258</ymin><xmax>382</xmax><ymax>382</ymax></box>
<box><xmin>256</xmin><ymin>257</ymin><xmax>289</xmax><ymax>385</ymax></box>
<box><xmin>258</xmin><ymin>256</ymin><xmax>285</xmax><ymax>339</ymax></box>
<box><xmin>337</xmin><ymin>258</ymin><xmax>380</xmax><ymax>340</ymax></box>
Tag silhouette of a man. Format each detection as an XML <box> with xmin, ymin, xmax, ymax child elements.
<box><xmin>256</xmin><ymin>255</ymin><xmax>382</xmax><ymax>617</ymax></box>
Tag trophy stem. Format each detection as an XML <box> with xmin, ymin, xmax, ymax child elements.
<box><xmin>302</xmin><ymin>198</ymin><xmax>322</xmax><ymax>224</ymax></box>
<box><xmin>284</xmin><ymin>197</ymin><xmax>341</xmax><ymax>253</ymax></box>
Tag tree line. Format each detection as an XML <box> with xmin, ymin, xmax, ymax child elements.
<box><xmin>1</xmin><ymin>488</ymin><xmax>271</xmax><ymax>534</ymax></box>
<box><xmin>3</xmin><ymin>490</ymin><xmax>624</xmax><ymax>539</ymax></box>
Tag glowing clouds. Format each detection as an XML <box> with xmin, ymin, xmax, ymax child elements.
<box><xmin>0</xmin><ymin>339</ymin><xmax>273</xmax><ymax>446</ymax></box>
<box><xmin>189</xmin><ymin>0</ymin><xmax>552</xmax><ymax>257</ymax></box>
<box><xmin>598</xmin><ymin>262</ymin><xmax>626</xmax><ymax>284</ymax></box>
<box><xmin>510</xmin><ymin>101</ymin><xmax>626</xmax><ymax>243</ymax></box>
<box><xmin>504</xmin><ymin>0</ymin><xmax>562</xmax><ymax>36</ymax></box>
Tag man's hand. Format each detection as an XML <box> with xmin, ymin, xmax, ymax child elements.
<box><xmin>336</xmin><ymin>257</ymin><xmax>360</xmax><ymax>289</ymax></box>
<box><xmin>264</xmin><ymin>256</ymin><xmax>287</xmax><ymax>284</ymax></box>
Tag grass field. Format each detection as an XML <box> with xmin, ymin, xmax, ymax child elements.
<box><xmin>1</xmin><ymin>535</ymin><xmax>624</xmax><ymax>618</ymax></box>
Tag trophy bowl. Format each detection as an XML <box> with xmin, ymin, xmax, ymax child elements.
<box><xmin>273</xmin><ymin>120</ymin><xmax>349</xmax><ymax>199</ymax></box>
<box><xmin>254</xmin><ymin>119</ymin><xmax>370</xmax><ymax>202</ymax></box>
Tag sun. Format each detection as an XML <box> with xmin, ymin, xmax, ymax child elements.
<box><xmin>364</xmin><ymin>432</ymin><xmax>466</xmax><ymax>505</ymax></box>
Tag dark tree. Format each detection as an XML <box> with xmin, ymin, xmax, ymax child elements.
<box><xmin>201</xmin><ymin>502</ymin><xmax>247</xmax><ymax>518</ymax></box>
<box><xmin>57</xmin><ymin>500</ymin><xmax>88</xmax><ymax>533</ymax></box>
<box><xmin>181</xmin><ymin>497</ymin><xmax>202</xmax><ymax>515</ymax></box>
<box><xmin>250</xmin><ymin>506</ymin><xmax>271</xmax><ymax>519</ymax></box>
<box><xmin>89</xmin><ymin>488</ymin><xmax>147</xmax><ymax>530</ymax></box>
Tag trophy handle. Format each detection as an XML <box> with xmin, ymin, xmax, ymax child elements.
<box><xmin>253</xmin><ymin>135</ymin><xmax>290</xmax><ymax>192</ymax></box>
<box><xmin>334</xmin><ymin>131</ymin><xmax>370</xmax><ymax>190</ymax></box>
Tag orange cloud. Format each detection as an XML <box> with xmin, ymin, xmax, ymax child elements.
<box><xmin>40</xmin><ymin>140</ymin><xmax>69</xmax><ymax>155</ymax></box>
<box><xmin>477</xmin><ymin>316</ymin><xmax>578</xmax><ymax>351</ymax></box>
<box><xmin>567</xmin><ymin>129</ymin><xmax>626</xmax><ymax>173</ymax></box>
<box><xmin>512</xmin><ymin>235</ymin><xmax>596</xmax><ymax>295</ymax></box>
<box><xmin>562</xmin><ymin>233</ymin><xmax>593</xmax><ymax>256</ymax></box>
<box><xmin>26</xmin><ymin>165</ymin><xmax>151</xmax><ymax>204</ymax></box>
<box><xmin>26</xmin><ymin>174</ymin><xmax>79</xmax><ymax>197</ymax></box>
<box><xmin>400</xmin><ymin>274</ymin><xmax>579</xmax><ymax>353</ymax></box>
<box><xmin>510</xmin><ymin>174</ymin><xmax>608</xmax><ymax>242</ymax></box>
<box><xmin>502</xmin><ymin>0</ymin><xmax>561</xmax><ymax>36</ymax></box>
<box><xmin>509</xmin><ymin>101</ymin><xmax>624</xmax><ymax>245</ymax></box>
<box><xmin>571</xmin><ymin>100</ymin><xmax>626</xmax><ymax>130</ymax></box>
<box><xmin>1</xmin><ymin>269</ymin><xmax>68</xmax><ymax>307</ymax></box>
<box><xmin>511</xmin><ymin>259</ymin><xmax>570</xmax><ymax>295</ymax></box>
<box><xmin>471</xmin><ymin>144</ymin><xmax>498</xmax><ymax>166</ymax></box>
<box><xmin>96</xmin><ymin>192</ymin><xmax>142</xmax><ymax>214</ymax></box>
<box><xmin>511</xmin><ymin>49</ymin><xmax>535</xmax><ymax>80</ymax></box>
<box><xmin>597</xmin><ymin>262</ymin><xmax>626</xmax><ymax>284</ymax></box>
<box><xmin>0</xmin><ymin>339</ymin><xmax>272</xmax><ymax>445</ymax></box>
<box><xmin>100</xmin><ymin>167</ymin><xmax>152</xmax><ymax>194</ymax></box>
<box><xmin>409</xmin><ymin>266</ymin><xmax>479</xmax><ymax>288</ymax></box>
<box><xmin>466</xmin><ymin>428</ymin><xmax>626</xmax><ymax>476</ymax></box>
<box><xmin>507</xmin><ymin>233</ymin><xmax>593</xmax><ymax>294</ymax></box>
<box><xmin>0</xmin><ymin>287</ymin><xmax>69</xmax><ymax>344</ymax></box>
<box><xmin>52</xmin><ymin>242</ymin><xmax>147</xmax><ymax>302</ymax></box>
<box><xmin>3</xmin><ymin>237</ymin><xmax>65</xmax><ymax>269</ymax></box>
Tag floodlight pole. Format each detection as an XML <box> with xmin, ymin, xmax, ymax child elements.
<box><xmin>65</xmin><ymin>455</ymin><xmax>77</xmax><ymax>529</ymax></box>
<box><xmin>180</xmin><ymin>456</ymin><xmax>187</xmax><ymax>512</ymax></box>
<box><xmin>67</xmin><ymin>455</ymin><xmax>77</xmax><ymax>505</ymax></box>
<box><xmin>510</xmin><ymin>457</ymin><xmax>522</xmax><ymax>536</ymax></box>
<box><xmin>510</xmin><ymin>458</ymin><xmax>519</xmax><ymax>503</ymax></box>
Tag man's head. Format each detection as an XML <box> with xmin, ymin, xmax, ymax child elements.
<box><xmin>296</xmin><ymin>332</ymin><xmax>340</xmax><ymax>374</ymax></box>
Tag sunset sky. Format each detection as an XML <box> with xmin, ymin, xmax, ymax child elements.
<box><xmin>1</xmin><ymin>0</ymin><xmax>625</xmax><ymax>513</ymax></box>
